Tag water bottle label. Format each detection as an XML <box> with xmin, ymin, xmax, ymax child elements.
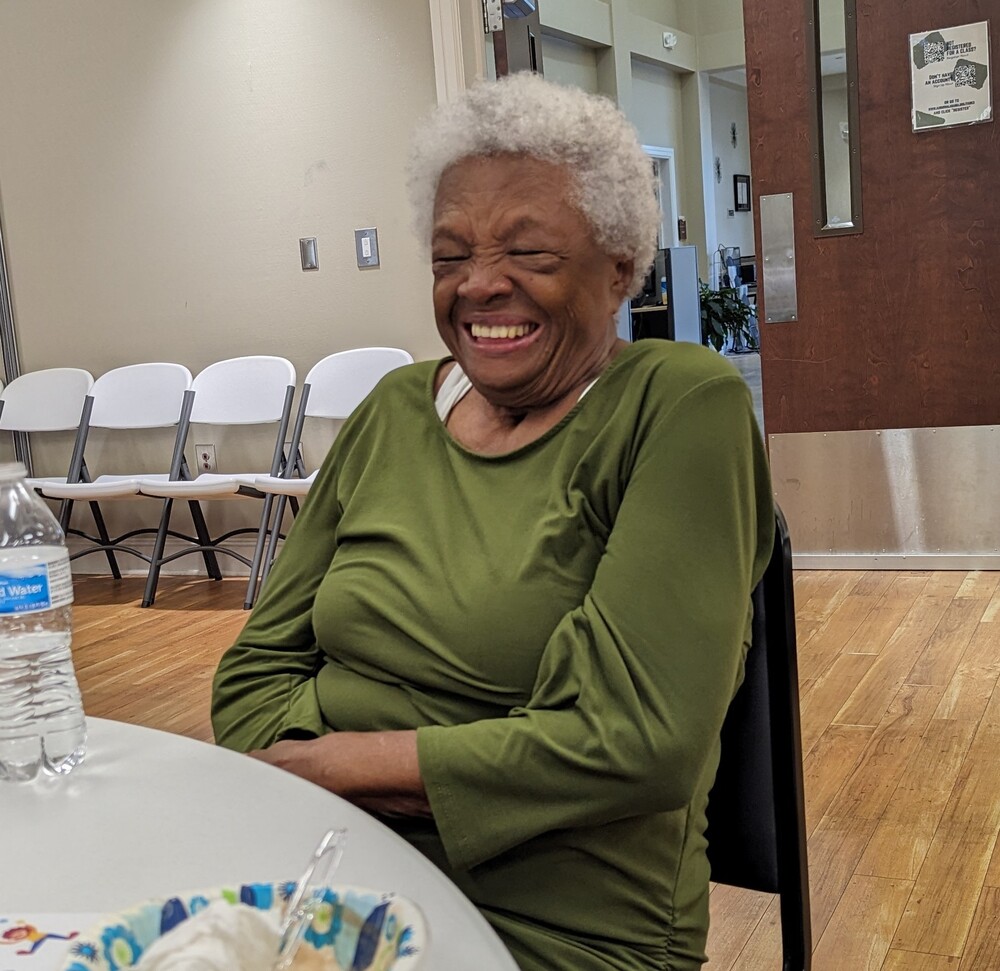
<box><xmin>0</xmin><ymin>549</ymin><xmax>73</xmax><ymax>613</ymax></box>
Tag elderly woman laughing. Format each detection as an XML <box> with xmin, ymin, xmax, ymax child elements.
<box><xmin>212</xmin><ymin>74</ymin><xmax>774</xmax><ymax>971</ymax></box>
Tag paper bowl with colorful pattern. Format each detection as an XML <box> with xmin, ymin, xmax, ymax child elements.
<box><xmin>58</xmin><ymin>882</ymin><xmax>424</xmax><ymax>971</ymax></box>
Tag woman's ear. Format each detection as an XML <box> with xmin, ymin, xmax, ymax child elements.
<box><xmin>612</xmin><ymin>259</ymin><xmax>634</xmax><ymax>301</ymax></box>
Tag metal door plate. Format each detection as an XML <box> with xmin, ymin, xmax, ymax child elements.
<box><xmin>759</xmin><ymin>193</ymin><xmax>798</xmax><ymax>323</ymax></box>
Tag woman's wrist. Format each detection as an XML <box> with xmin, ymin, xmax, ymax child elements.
<box><xmin>249</xmin><ymin>730</ymin><xmax>429</xmax><ymax>813</ymax></box>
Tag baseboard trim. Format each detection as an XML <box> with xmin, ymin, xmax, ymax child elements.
<box><xmin>794</xmin><ymin>553</ymin><xmax>1000</xmax><ymax>571</ymax></box>
<box><xmin>70</xmin><ymin>537</ymin><xmax>999</xmax><ymax>576</ymax></box>
<box><xmin>66</xmin><ymin>534</ymin><xmax>261</xmax><ymax>577</ymax></box>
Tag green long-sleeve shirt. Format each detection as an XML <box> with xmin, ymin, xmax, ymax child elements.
<box><xmin>212</xmin><ymin>340</ymin><xmax>774</xmax><ymax>971</ymax></box>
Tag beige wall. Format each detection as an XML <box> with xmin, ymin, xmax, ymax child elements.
<box><xmin>709</xmin><ymin>79</ymin><xmax>754</xmax><ymax>261</ymax></box>
<box><xmin>0</xmin><ymin>0</ymin><xmax>441</xmax><ymax>383</ymax></box>
<box><xmin>627</xmin><ymin>0</ymin><xmax>679</xmax><ymax>25</ymax></box>
<box><xmin>629</xmin><ymin>57</ymin><xmax>684</xmax><ymax>149</ymax></box>
<box><xmin>540</xmin><ymin>0</ymin><xmax>612</xmax><ymax>48</ymax></box>
<box><xmin>0</xmin><ymin>0</ymin><xmax>440</xmax><ymax>565</ymax></box>
<box><xmin>693</xmin><ymin>0</ymin><xmax>745</xmax><ymax>72</ymax></box>
<box><xmin>694</xmin><ymin>0</ymin><xmax>743</xmax><ymax>34</ymax></box>
<box><xmin>541</xmin><ymin>32</ymin><xmax>602</xmax><ymax>94</ymax></box>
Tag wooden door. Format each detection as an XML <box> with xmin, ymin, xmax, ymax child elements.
<box><xmin>744</xmin><ymin>0</ymin><xmax>1000</xmax><ymax>435</ymax></box>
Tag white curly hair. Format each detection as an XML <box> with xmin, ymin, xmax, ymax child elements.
<box><xmin>408</xmin><ymin>73</ymin><xmax>659</xmax><ymax>296</ymax></box>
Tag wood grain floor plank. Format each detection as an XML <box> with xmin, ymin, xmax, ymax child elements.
<box><xmin>800</xmin><ymin>652</ymin><xmax>879</xmax><ymax>756</ymax></box>
<box><xmin>842</xmin><ymin>575</ymin><xmax>930</xmax><ymax>656</ymax></box>
<box><xmin>824</xmin><ymin>684</ymin><xmax>945</xmax><ymax>821</ymax></box>
<box><xmin>725</xmin><ymin>896</ymin><xmax>782</xmax><ymax>971</ymax></box>
<box><xmin>918</xmin><ymin>571</ymin><xmax>968</xmax><ymax>601</ymax></box>
<box><xmin>936</xmin><ymin>728</ymin><xmax>1000</xmax><ymax>837</ymax></box>
<box><xmin>907</xmin><ymin>597</ymin><xmax>991</xmax><ymax>688</ymax></box>
<box><xmin>793</xmin><ymin>570</ymin><xmax>831</xmax><ymax>606</ymax></box>
<box><xmin>978</xmin><ymin>677</ymin><xmax>1000</xmax><ymax>733</ymax></box>
<box><xmin>855</xmin><ymin>718</ymin><xmax>978</xmax><ymax>880</ymax></box>
<box><xmin>855</xmin><ymin>813</ymin><xmax>944</xmax><ymax>884</ymax></box>
<box><xmin>881</xmin><ymin>951</ymin><xmax>961</xmax><ymax>971</ymax></box>
<box><xmin>985</xmin><ymin>833</ymin><xmax>1000</xmax><ymax>889</ymax></box>
<box><xmin>703</xmin><ymin>885</ymin><xmax>771</xmax><ymax>971</ymax></box>
<box><xmin>957</xmin><ymin>885</ymin><xmax>1000</xmax><ymax>971</ymax></box>
<box><xmin>812</xmin><ymin>874</ymin><xmax>913</xmax><ymax>971</ymax></box>
<box><xmin>954</xmin><ymin>572</ymin><xmax>1000</xmax><ymax>602</ymax></box>
<box><xmin>806</xmin><ymin>814</ymin><xmax>880</xmax><ymax>942</ymax></box>
<box><xmin>884</xmin><ymin>717</ymin><xmax>979</xmax><ymax>819</ymax></box>
<box><xmin>891</xmin><ymin>828</ymin><xmax>999</xmax><ymax>956</ymax></box>
<box><xmin>834</xmin><ymin>587</ymin><xmax>962</xmax><ymax>728</ymax></box>
<box><xmin>795</xmin><ymin>571</ymin><xmax>867</xmax><ymax>650</ymax></box>
<box><xmin>850</xmin><ymin>572</ymin><xmax>897</xmax><ymax>598</ymax></box>
<box><xmin>798</xmin><ymin>588</ymin><xmax>887</xmax><ymax>682</ymax></box>
<box><xmin>982</xmin><ymin>582</ymin><xmax>1000</xmax><ymax>624</ymax></box>
<box><xmin>933</xmin><ymin>623</ymin><xmax>1000</xmax><ymax>723</ymax></box>
<box><xmin>803</xmin><ymin>724</ymin><xmax>874</xmax><ymax>835</ymax></box>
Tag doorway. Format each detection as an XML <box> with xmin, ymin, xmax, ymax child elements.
<box><xmin>644</xmin><ymin>147</ymin><xmax>680</xmax><ymax>249</ymax></box>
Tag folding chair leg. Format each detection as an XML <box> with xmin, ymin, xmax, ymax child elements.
<box><xmin>244</xmin><ymin>494</ymin><xmax>277</xmax><ymax>610</ymax></box>
<box><xmin>88</xmin><ymin>500</ymin><xmax>123</xmax><ymax>580</ymax></box>
<box><xmin>142</xmin><ymin>498</ymin><xmax>174</xmax><ymax>608</ymax></box>
<box><xmin>58</xmin><ymin>498</ymin><xmax>73</xmax><ymax>533</ymax></box>
<box><xmin>187</xmin><ymin>500</ymin><xmax>223</xmax><ymax>581</ymax></box>
<box><xmin>257</xmin><ymin>494</ymin><xmax>290</xmax><ymax>598</ymax></box>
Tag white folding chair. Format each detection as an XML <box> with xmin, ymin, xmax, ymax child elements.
<box><xmin>137</xmin><ymin>356</ymin><xmax>297</xmax><ymax>609</ymax></box>
<box><xmin>37</xmin><ymin>363</ymin><xmax>223</xmax><ymax>580</ymax></box>
<box><xmin>0</xmin><ymin>368</ymin><xmax>95</xmax><ymax>484</ymax></box>
<box><xmin>0</xmin><ymin>369</ymin><xmax>113</xmax><ymax>568</ymax></box>
<box><xmin>250</xmin><ymin>347</ymin><xmax>413</xmax><ymax>600</ymax></box>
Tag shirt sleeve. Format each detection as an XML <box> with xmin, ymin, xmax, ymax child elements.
<box><xmin>416</xmin><ymin>374</ymin><xmax>775</xmax><ymax>871</ymax></box>
<box><xmin>210</xmin><ymin>454</ymin><xmax>343</xmax><ymax>752</ymax></box>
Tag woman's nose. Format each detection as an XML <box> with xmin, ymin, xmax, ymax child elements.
<box><xmin>456</xmin><ymin>259</ymin><xmax>514</xmax><ymax>302</ymax></box>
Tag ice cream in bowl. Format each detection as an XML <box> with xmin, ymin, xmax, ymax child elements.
<box><xmin>57</xmin><ymin>881</ymin><xmax>424</xmax><ymax>971</ymax></box>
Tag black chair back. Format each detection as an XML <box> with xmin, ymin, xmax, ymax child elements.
<box><xmin>706</xmin><ymin>507</ymin><xmax>812</xmax><ymax>971</ymax></box>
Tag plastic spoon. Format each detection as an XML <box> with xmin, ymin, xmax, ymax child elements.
<box><xmin>274</xmin><ymin>827</ymin><xmax>348</xmax><ymax>970</ymax></box>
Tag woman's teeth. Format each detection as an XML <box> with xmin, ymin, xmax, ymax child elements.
<box><xmin>470</xmin><ymin>323</ymin><xmax>535</xmax><ymax>339</ymax></box>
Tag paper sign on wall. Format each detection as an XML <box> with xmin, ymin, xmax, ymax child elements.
<box><xmin>910</xmin><ymin>21</ymin><xmax>992</xmax><ymax>131</ymax></box>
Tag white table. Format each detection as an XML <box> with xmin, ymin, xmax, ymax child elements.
<box><xmin>0</xmin><ymin>717</ymin><xmax>518</xmax><ymax>971</ymax></box>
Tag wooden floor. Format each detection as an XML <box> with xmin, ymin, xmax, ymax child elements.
<box><xmin>72</xmin><ymin>576</ymin><xmax>250</xmax><ymax>742</ymax></box>
<box><xmin>72</xmin><ymin>570</ymin><xmax>1000</xmax><ymax>970</ymax></box>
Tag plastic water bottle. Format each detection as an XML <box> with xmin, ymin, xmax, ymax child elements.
<box><xmin>0</xmin><ymin>462</ymin><xmax>86</xmax><ymax>782</ymax></box>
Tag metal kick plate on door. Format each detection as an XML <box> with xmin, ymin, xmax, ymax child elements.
<box><xmin>759</xmin><ymin>193</ymin><xmax>798</xmax><ymax>323</ymax></box>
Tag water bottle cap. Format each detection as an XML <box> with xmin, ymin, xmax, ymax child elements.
<box><xmin>0</xmin><ymin>462</ymin><xmax>28</xmax><ymax>482</ymax></box>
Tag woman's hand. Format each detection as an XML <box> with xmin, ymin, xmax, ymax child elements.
<box><xmin>248</xmin><ymin>731</ymin><xmax>432</xmax><ymax>818</ymax></box>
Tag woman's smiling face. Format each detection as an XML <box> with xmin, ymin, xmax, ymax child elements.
<box><xmin>430</xmin><ymin>155</ymin><xmax>633</xmax><ymax>412</ymax></box>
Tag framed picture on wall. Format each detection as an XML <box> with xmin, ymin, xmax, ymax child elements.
<box><xmin>734</xmin><ymin>174</ymin><xmax>751</xmax><ymax>212</ymax></box>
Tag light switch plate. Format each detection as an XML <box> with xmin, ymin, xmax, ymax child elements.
<box><xmin>299</xmin><ymin>237</ymin><xmax>319</xmax><ymax>271</ymax></box>
<box><xmin>355</xmin><ymin>228</ymin><xmax>379</xmax><ymax>268</ymax></box>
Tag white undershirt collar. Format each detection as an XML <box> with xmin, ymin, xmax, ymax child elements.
<box><xmin>434</xmin><ymin>364</ymin><xmax>600</xmax><ymax>423</ymax></box>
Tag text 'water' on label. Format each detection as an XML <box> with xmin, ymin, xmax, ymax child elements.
<box><xmin>0</xmin><ymin>550</ymin><xmax>73</xmax><ymax>614</ymax></box>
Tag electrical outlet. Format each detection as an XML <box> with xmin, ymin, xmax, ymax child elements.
<box><xmin>195</xmin><ymin>443</ymin><xmax>217</xmax><ymax>474</ymax></box>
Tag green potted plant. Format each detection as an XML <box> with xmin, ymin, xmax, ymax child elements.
<box><xmin>699</xmin><ymin>283</ymin><xmax>758</xmax><ymax>353</ymax></box>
